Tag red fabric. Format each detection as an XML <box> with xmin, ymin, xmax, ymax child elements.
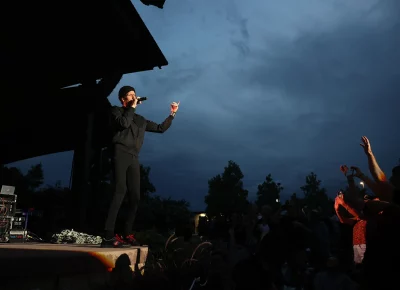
<box><xmin>353</xmin><ymin>219</ymin><xmax>367</xmax><ymax>245</ymax></box>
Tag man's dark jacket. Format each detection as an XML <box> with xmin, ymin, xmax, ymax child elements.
<box><xmin>110</xmin><ymin>106</ymin><xmax>174</xmax><ymax>156</ymax></box>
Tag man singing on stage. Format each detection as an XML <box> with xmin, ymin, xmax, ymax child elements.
<box><xmin>102</xmin><ymin>85</ymin><xmax>179</xmax><ymax>248</ymax></box>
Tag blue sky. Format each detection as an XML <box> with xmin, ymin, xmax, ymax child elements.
<box><xmin>10</xmin><ymin>0</ymin><xmax>400</xmax><ymax>210</ymax></box>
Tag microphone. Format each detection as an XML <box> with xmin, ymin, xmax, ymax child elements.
<box><xmin>137</xmin><ymin>97</ymin><xmax>147</xmax><ymax>103</ymax></box>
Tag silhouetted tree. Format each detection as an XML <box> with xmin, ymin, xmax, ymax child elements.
<box><xmin>54</xmin><ymin>180</ymin><xmax>62</xmax><ymax>188</ymax></box>
<box><xmin>1</xmin><ymin>166</ymin><xmax>25</xmax><ymax>189</ymax></box>
<box><xmin>162</xmin><ymin>197</ymin><xmax>191</xmax><ymax>233</ymax></box>
<box><xmin>140</xmin><ymin>164</ymin><xmax>156</xmax><ymax>200</ymax></box>
<box><xmin>205</xmin><ymin>160</ymin><xmax>248</xmax><ymax>217</ymax></box>
<box><xmin>256</xmin><ymin>174</ymin><xmax>283</xmax><ymax>210</ymax></box>
<box><xmin>300</xmin><ymin>172</ymin><xmax>330</xmax><ymax>213</ymax></box>
<box><xmin>134</xmin><ymin>196</ymin><xmax>191</xmax><ymax>234</ymax></box>
<box><xmin>30</xmin><ymin>184</ymin><xmax>71</xmax><ymax>238</ymax></box>
<box><xmin>1</xmin><ymin>163</ymin><xmax>44</xmax><ymax>208</ymax></box>
<box><xmin>289</xmin><ymin>192</ymin><xmax>304</xmax><ymax>207</ymax></box>
<box><xmin>25</xmin><ymin>163</ymin><xmax>44</xmax><ymax>191</ymax></box>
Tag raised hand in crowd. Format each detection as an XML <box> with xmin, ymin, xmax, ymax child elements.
<box><xmin>360</xmin><ymin>136</ymin><xmax>388</xmax><ymax>184</ymax></box>
<box><xmin>350</xmin><ymin>166</ymin><xmax>363</xmax><ymax>178</ymax></box>
<box><xmin>339</xmin><ymin>165</ymin><xmax>360</xmax><ymax>202</ymax></box>
<box><xmin>360</xmin><ymin>136</ymin><xmax>373</xmax><ymax>156</ymax></box>
<box><xmin>334</xmin><ymin>193</ymin><xmax>344</xmax><ymax>211</ymax></box>
<box><xmin>359</xmin><ymin>136</ymin><xmax>395</xmax><ymax>202</ymax></box>
<box><xmin>340</xmin><ymin>165</ymin><xmax>349</xmax><ymax>176</ymax></box>
<box><xmin>334</xmin><ymin>194</ymin><xmax>361</xmax><ymax>225</ymax></box>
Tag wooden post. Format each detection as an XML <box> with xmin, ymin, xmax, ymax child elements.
<box><xmin>71</xmin><ymin>111</ymin><xmax>94</xmax><ymax>232</ymax></box>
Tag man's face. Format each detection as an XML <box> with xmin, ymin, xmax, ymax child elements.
<box><xmin>120</xmin><ymin>90</ymin><xmax>136</xmax><ymax>107</ymax></box>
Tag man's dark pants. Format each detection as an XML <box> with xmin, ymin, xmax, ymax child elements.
<box><xmin>104</xmin><ymin>149</ymin><xmax>140</xmax><ymax>237</ymax></box>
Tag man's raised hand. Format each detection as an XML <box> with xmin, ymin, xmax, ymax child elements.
<box><xmin>360</xmin><ymin>136</ymin><xmax>372</xmax><ymax>155</ymax></box>
<box><xmin>350</xmin><ymin>166</ymin><xmax>364</xmax><ymax>178</ymax></box>
<box><xmin>340</xmin><ymin>165</ymin><xmax>349</xmax><ymax>176</ymax></box>
<box><xmin>170</xmin><ymin>101</ymin><xmax>180</xmax><ymax>113</ymax></box>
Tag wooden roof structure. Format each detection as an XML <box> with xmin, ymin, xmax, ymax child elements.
<box><xmin>0</xmin><ymin>0</ymin><xmax>168</xmax><ymax>164</ymax></box>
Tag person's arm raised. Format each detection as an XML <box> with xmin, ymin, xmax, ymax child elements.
<box><xmin>334</xmin><ymin>195</ymin><xmax>359</xmax><ymax>225</ymax></box>
<box><xmin>360</xmin><ymin>136</ymin><xmax>389</xmax><ymax>183</ymax></box>
<box><xmin>145</xmin><ymin>101</ymin><xmax>179</xmax><ymax>133</ymax></box>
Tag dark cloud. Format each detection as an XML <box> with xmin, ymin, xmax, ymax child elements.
<box><xmin>225</xmin><ymin>1</ymin><xmax>250</xmax><ymax>56</ymax></box>
<box><xmin>231</xmin><ymin>2</ymin><xmax>400</xmax><ymax>196</ymax></box>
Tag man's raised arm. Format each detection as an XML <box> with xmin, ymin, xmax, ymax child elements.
<box><xmin>335</xmin><ymin>195</ymin><xmax>359</xmax><ymax>225</ymax></box>
<box><xmin>359</xmin><ymin>136</ymin><xmax>394</xmax><ymax>201</ymax></box>
<box><xmin>145</xmin><ymin>114</ymin><xmax>174</xmax><ymax>133</ymax></box>
<box><xmin>360</xmin><ymin>136</ymin><xmax>387</xmax><ymax>183</ymax></box>
<box><xmin>145</xmin><ymin>101</ymin><xmax>180</xmax><ymax>133</ymax></box>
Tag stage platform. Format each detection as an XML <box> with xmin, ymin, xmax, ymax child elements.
<box><xmin>0</xmin><ymin>243</ymin><xmax>149</xmax><ymax>290</ymax></box>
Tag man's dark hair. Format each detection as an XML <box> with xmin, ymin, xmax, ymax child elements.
<box><xmin>118</xmin><ymin>86</ymin><xmax>135</xmax><ymax>100</ymax></box>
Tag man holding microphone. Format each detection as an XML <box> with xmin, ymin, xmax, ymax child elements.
<box><xmin>102</xmin><ymin>85</ymin><xmax>179</xmax><ymax>248</ymax></box>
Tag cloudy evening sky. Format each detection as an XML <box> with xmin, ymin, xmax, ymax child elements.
<box><xmin>11</xmin><ymin>0</ymin><xmax>400</xmax><ymax>210</ymax></box>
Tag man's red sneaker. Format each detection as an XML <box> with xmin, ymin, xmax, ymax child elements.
<box><xmin>123</xmin><ymin>234</ymin><xmax>140</xmax><ymax>246</ymax></box>
<box><xmin>115</xmin><ymin>234</ymin><xmax>133</xmax><ymax>247</ymax></box>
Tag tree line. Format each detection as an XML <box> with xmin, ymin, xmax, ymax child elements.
<box><xmin>0</xmin><ymin>158</ymin><xmax>361</xmax><ymax>236</ymax></box>
<box><xmin>204</xmin><ymin>160</ymin><xmax>347</xmax><ymax>218</ymax></box>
